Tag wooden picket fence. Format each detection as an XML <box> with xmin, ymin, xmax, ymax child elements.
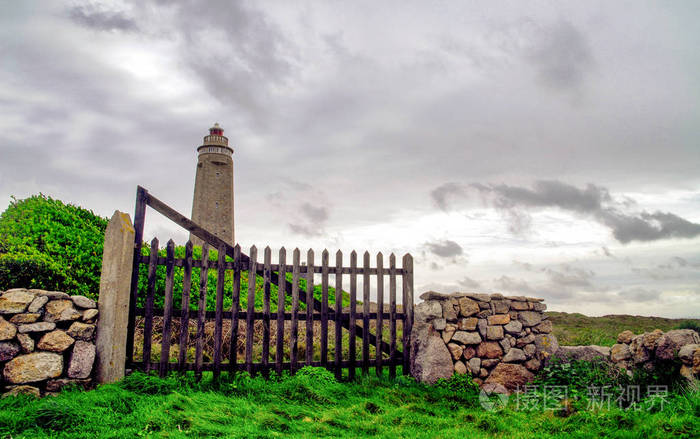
<box><xmin>125</xmin><ymin>187</ymin><xmax>414</xmax><ymax>380</ymax></box>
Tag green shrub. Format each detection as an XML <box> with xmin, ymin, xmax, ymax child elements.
<box><xmin>675</xmin><ymin>320</ymin><xmax>700</xmax><ymax>333</ymax></box>
<box><xmin>0</xmin><ymin>194</ymin><xmax>107</xmax><ymax>298</ymax></box>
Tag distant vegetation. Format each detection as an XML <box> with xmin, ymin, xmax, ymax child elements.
<box><xmin>548</xmin><ymin>312</ymin><xmax>700</xmax><ymax>346</ymax></box>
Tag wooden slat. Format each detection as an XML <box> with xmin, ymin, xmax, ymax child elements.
<box><xmin>245</xmin><ymin>246</ymin><xmax>257</xmax><ymax>375</ymax></box>
<box><xmin>229</xmin><ymin>244</ymin><xmax>241</xmax><ymax>374</ymax></box>
<box><xmin>334</xmin><ymin>250</ymin><xmax>343</xmax><ymax>380</ymax></box>
<box><xmin>275</xmin><ymin>247</ymin><xmax>286</xmax><ymax>375</ymax></box>
<box><xmin>375</xmin><ymin>252</ymin><xmax>384</xmax><ymax>377</ymax></box>
<box><xmin>389</xmin><ymin>253</ymin><xmax>397</xmax><ymax>379</ymax></box>
<box><xmin>402</xmin><ymin>254</ymin><xmax>413</xmax><ymax>375</ymax></box>
<box><xmin>362</xmin><ymin>251</ymin><xmax>370</xmax><ymax>375</ymax></box>
<box><xmin>127</xmin><ymin>186</ymin><xmax>147</xmax><ymax>365</ymax></box>
<box><xmin>348</xmin><ymin>251</ymin><xmax>357</xmax><ymax>380</ymax></box>
<box><xmin>262</xmin><ymin>246</ymin><xmax>272</xmax><ymax>374</ymax></box>
<box><xmin>142</xmin><ymin>238</ymin><xmax>158</xmax><ymax>372</ymax></box>
<box><xmin>159</xmin><ymin>240</ymin><xmax>175</xmax><ymax>377</ymax></box>
<box><xmin>195</xmin><ymin>243</ymin><xmax>209</xmax><ymax>380</ymax></box>
<box><xmin>320</xmin><ymin>249</ymin><xmax>329</xmax><ymax>367</ymax></box>
<box><xmin>178</xmin><ymin>241</ymin><xmax>193</xmax><ymax>371</ymax></box>
<box><xmin>213</xmin><ymin>243</ymin><xmax>227</xmax><ymax>380</ymax></box>
<box><xmin>290</xmin><ymin>249</ymin><xmax>300</xmax><ymax>373</ymax></box>
<box><xmin>305</xmin><ymin>249</ymin><xmax>314</xmax><ymax>365</ymax></box>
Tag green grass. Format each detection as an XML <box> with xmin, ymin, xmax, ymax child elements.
<box><xmin>547</xmin><ymin>312</ymin><xmax>700</xmax><ymax>346</ymax></box>
<box><xmin>1</xmin><ymin>368</ymin><xmax>698</xmax><ymax>438</ymax></box>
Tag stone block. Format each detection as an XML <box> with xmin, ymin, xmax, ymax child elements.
<box><xmin>27</xmin><ymin>295</ymin><xmax>49</xmax><ymax>313</ymax></box>
<box><xmin>454</xmin><ymin>360</ymin><xmax>467</xmax><ymax>375</ymax></box>
<box><xmin>3</xmin><ymin>352</ymin><xmax>63</xmax><ymax>384</ymax></box>
<box><xmin>503</xmin><ymin>348</ymin><xmax>526</xmax><ymax>363</ymax></box>
<box><xmin>71</xmin><ymin>295</ymin><xmax>97</xmax><ymax>309</ymax></box>
<box><xmin>452</xmin><ymin>331</ymin><xmax>481</xmax><ymax>345</ymax></box>
<box><xmin>504</xmin><ymin>320</ymin><xmax>523</xmax><ymax>334</ymax></box>
<box><xmin>0</xmin><ymin>290</ymin><xmax>35</xmax><ymax>314</ymax></box>
<box><xmin>487</xmin><ymin>314</ymin><xmax>510</xmax><ymax>325</ymax></box>
<box><xmin>484</xmin><ymin>363</ymin><xmax>535</xmax><ymax>392</ymax></box>
<box><xmin>519</xmin><ymin>311</ymin><xmax>543</xmax><ymax>327</ymax></box>
<box><xmin>37</xmin><ymin>330</ymin><xmax>75</xmax><ymax>352</ymax></box>
<box><xmin>44</xmin><ymin>300</ymin><xmax>81</xmax><ymax>322</ymax></box>
<box><xmin>0</xmin><ymin>341</ymin><xmax>20</xmax><ymax>361</ymax></box>
<box><xmin>17</xmin><ymin>333</ymin><xmax>34</xmax><ymax>353</ymax></box>
<box><xmin>9</xmin><ymin>313</ymin><xmax>40</xmax><ymax>324</ymax></box>
<box><xmin>457</xmin><ymin>317</ymin><xmax>478</xmax><ymax>331</ymax></box>
<box><xmin>476</xmin><ymin>341</ymin><xmax>503</xmax><ymax>359</ymax></box>
<box><xmin>68</xmin><ymin>341</ymin><xmax>96</xmax><ymax>379</ymax></box>
<box><xmin>486</xmin><ymin>325</ymin><xmax>504</xmax><ymax>340</ymax></box>
<box><xmin>458</xmin><ymin>298</ymin><xmax>479</xmax><ymax>317</ymax></box>
<box><xmin>17</xmin><ymin>322</ymin><xmax>55</xmax><ymax>333</ymax></box>
<box><xmin>0</xmin><ymin>316</ymin><xmax>17</xmax><ymax>340</ymax></box>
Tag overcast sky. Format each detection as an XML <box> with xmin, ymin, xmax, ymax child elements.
<box><xmin>1</xmin><ymin>1</ymin><xmax>699</xmax><ymax>317</ymax></box>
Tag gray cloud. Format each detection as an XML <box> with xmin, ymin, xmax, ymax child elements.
<box><xmin>458</xmin><ymin>276</ymin><xmax>481</xmax><ymax>289</ymax></box>
<box><xmin>462</xmin><ymin>180</ymin><xmax>700</xmax><ymax>243</ymax></box>
<box><xmin>430</xmin><ymin>183</ymin><xmax>467</xmax><ymax>211</ymax></box>
<box><xmin>616</xmin><ymin>288</ymin><xmax>660</xmax><ymax>303</ymax></box>
<box><xmin>68</xmin><ymin>4</ymin><xmax>139</xmax><ymax>32</ymax></box>
<box><xmin>527</xmin><ymin>20</ymin><xmax>593</xmax><ymax>90</ymax></box>
<box><xmin>425</xmin><ymin>240</ymin><xmax>463</xmax><ymax>258</ymax></box>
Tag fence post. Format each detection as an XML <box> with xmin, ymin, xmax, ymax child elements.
<box><xmin>95</xmin><ymin>211</ymin><xmax>136</xmax><ymax>383</ymax></box>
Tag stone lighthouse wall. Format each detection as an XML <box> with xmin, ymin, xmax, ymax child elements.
<box><xmin>191</xmin><ymin>151</ymin><xmax>234</xmax><ymax>246</ymax></box>
<box><xmin>410</xmin><ymin>291</ymin><xmax>558</xmax><ymax>392</ymax></box>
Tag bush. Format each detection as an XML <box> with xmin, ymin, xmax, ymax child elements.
<box><xmin>0</xmin><ymin>194</ymin><xmax>107</xmax><ymax>298</ymax></box>
<box><xmin>675</xmin><ymin>320</ymin><xmax>700</xmax><ymax>333</ymax></box>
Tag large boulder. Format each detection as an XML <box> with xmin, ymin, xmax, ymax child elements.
<box><xmin>484</xmin><ymin>363</ymin><xmax>535</xmax><ymax>392</ymax></box>
<box><xmin>3</xmin><ymin>352</ymin><xmax>63</xmax><ymax>384</ymax></box>
<box><xmin>655</xmin><ymin>330</ymin><xmax>700</xmax><ymax>361</ymax></box>
<box><xmin>410</xmin><ymin>322</ymin><xmax>453</xmax><ymax>383</ymax></box>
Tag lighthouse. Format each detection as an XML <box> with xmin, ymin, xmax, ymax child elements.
<box><xmin>190</xmin><ymin>123</ymin><xmax>234</xmax><ymax>247</ymax></box>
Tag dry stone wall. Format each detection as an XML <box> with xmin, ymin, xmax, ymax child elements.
<box><xmin>0</xmin><ymin>288</ymin><xmax>98</xmax><ymax>397</ymax></box>
<box><xmin>410</xmin><ymin>291</ymin><xmax>558</xmax><ymax>392</ymax></box>
<box><xmin>609</xmin><ymin>329</ymin><xmax>700</xmax><ymax>380</ymax></box>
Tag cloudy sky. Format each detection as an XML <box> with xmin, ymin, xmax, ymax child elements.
<box><xmin>1</xmin><ymin>1</ymin><xmax>699</xmax><ymax>317</ymax></box>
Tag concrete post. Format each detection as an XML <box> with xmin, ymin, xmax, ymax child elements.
<box><xmin>95</xmin><ymin>211</ymin><xmax>135</xmax><ymax>383</ymax></box>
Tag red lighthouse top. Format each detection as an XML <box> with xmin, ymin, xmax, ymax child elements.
<box><xmin>209</xmin><ymin>122</ymin><xmax>224</xmax><ymax>136</ymax></box>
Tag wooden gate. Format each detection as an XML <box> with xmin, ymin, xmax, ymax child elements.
<box><xmin>125</xmin><ymin>186</ymin><xmax>414</xmax><ymax>379</ymax></box>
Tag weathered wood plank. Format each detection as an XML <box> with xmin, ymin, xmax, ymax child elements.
<box><xmin>275</xmin><ymin>247</ymin><xmax>286</xmax><ymax>375</ymax></box>
<box><xmin>290</xmin><ymin>249</ymin><xmax>300</xmax><ymax>373</ymax></box>
<box><xmin>405</xmin><ymin>254</ymin><xmax>414</xmax><ymax>375</ymax></box>
<box><xmin>195</xmin><ymin>244</ymin><xmax>209</xmax><ymax>380</ymax></box>
<box><xmin>142</xmin><ymin>238</ymin><xmax>158</xmax><ymax>373</ymax></box>
<box><xmin>305</xmin><ymin>249</ymin><xmax>314</xmax><ymax>365</ymax></box>
<box><xmin>320</xmin><ymin>249</ymin><xmax>329</xmax><ymax>367</ymax></box>
<box><xmin>159</xmin><ymin>240</ymin><xmax>176</xmax><ymax>377</ymax></box>
<box><xmin>178</xmin><ymin>241</ymin><xmax>193</xmax><ymax>371</ymax></box>
<box><xmin>375</xmin><ymin>252</ymin><xmax>384</xmax><ymax>377</ymax></box>
<box><xmin>262</xmin><ymin>246</ymin><xmax>272</xmax><ymax>374</ymax></box>
<box><xmin>334</xmin><ymin>250</ymin><xmax>343</xmax><ymax>380</ymax></box>
<box><xmin>245</xmin><ymin>246</ymin><xmax>257</xmax><ymax>375</ymax></box>
<box><xmin>362</xmin><ymin>251</ymin><xmax>370</xmax><ymax>375</ymax></box>
<box><xmin>213</xmin><ymin>243</ymin><xmax>227</xmax><ymax>380</ymax></box>
<box><xmin>402</xmin><ymin>254</ymin><xmax>413</xmax><ymax>375</ymax></box>
<box><xmin>389</xmin><ymin>253</ymin><xmax>397</xmax><ymax>379</ymax></box>
<box><xmin>229</xmin><ymin>244</ymin><xmax>241</xmax><ymax>374</ymax></box>
<box><xmin>348</xmin><ymin>251</ymin><xmax>357</xmax><ymax>381</ymax></box>
<box><xmin>127</xmin><ymin>185</ymin><xmax>147</xmax><ymax>365</ymax></box>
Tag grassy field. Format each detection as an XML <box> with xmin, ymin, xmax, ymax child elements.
<box><xmin>0</xmin><ymin>366</ymin><xmax>698</xmax><ymax>439</ymax></box>
<box><xmin>548</xmin><ymin>312</ymin><xmax>700</xmax><ymax>346</ymax></box>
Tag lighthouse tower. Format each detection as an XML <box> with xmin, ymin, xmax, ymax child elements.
<box><xmin>190</xmin><ymin>123</ymin><xmax>234</xmax><ymax>246</ymax></box>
